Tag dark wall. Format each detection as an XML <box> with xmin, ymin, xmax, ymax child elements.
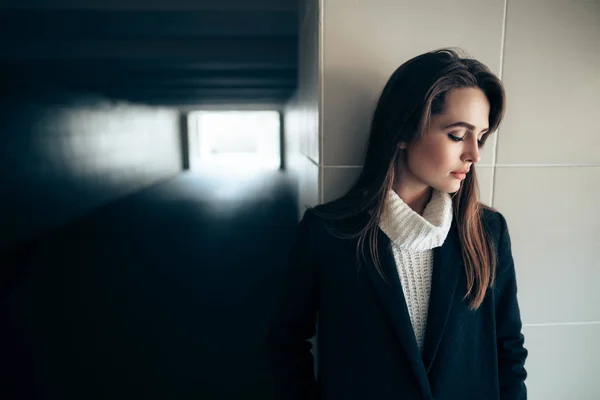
<box><xmin>0</xmin><ymin>81</ymin><xmax>182</xmax><ymax>253</ymax></box>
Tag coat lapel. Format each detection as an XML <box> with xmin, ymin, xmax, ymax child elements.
<box><xmin>421</xmin><ymin>221</ymin><xmax>462</xmax><ymax>373</ymax></box>
<box><xmin>363</xmin><ymin>229</ymin><xmax>431</xmax><ymax>397</ymax></box>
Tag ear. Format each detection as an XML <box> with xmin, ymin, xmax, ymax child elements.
<box><xmin>398</xmin><ymin>142</ymin><xmax>407</xmax><ymax>149</ymax></box>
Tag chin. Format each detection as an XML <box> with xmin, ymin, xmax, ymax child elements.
<box><xmin>432</xmin><ymin>181</ymin><xmax>461</xmax><ymax>194</ymax></box>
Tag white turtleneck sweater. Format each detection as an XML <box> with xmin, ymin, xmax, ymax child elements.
<box><xmin>378</xmin><ymin>189</ymin><xmax>453</xmax><ymax>351</ymax></box>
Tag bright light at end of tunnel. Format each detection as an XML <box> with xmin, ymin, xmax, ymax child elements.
<box><xmin>190</xmin><ymin>110</ymin><xmax>281</xmax><ymax>174</ymax></box>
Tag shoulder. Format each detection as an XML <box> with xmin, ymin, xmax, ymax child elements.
<box><xmin>480</xmin><ymin>204</ymin><xmax>510</xmax><ymax>242</ymax></box>
<box><xmin>296</xmin><ymin>207</ymin><xmax>335</xmax><ymax>248</ymax></box>
<box><xmin>298</xmin><ymin>207</ymin><xmax>328</xmax><ymax>233</ymax></box>
<box><xmin>298</xmin><ymin>205</ymin><xmax>364</xmax><ymax>248</ymax></box>
<box><xmin>479</xmin><ymin>205</ymin><xmax>516</xmax><ymax>280</ymax></box>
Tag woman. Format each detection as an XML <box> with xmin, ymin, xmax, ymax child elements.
<box><xmin>267</xmin><ymin>49</ymin><xmax>528</xmax><ymax>399</ymax></box>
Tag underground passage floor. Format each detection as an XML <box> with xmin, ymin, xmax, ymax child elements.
<box><xmin>1</xmin><ymin>168</ymin><xmax>300</xmax><ymax>399</ymax></box>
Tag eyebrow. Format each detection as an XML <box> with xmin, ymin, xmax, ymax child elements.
<box><xmin>444</xmin><ymin>121</ymin><xmax>489</xmax><ymax>133</ymax></box>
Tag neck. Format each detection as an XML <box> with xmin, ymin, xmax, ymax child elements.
<box><xmin>379</xmin><ymin>186</ymin><xmax>453</xmax><ymax>251</ymax></box>
<box><xmin>393</xmin><ymin>184</ymin><xmax>433</xmax><ymax>216</ymax></box>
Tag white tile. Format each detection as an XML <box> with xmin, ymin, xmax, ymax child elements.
<box><xmin>493</xmin><ymin>166</ymin><xmax>600</xmax><ymax>323</ymax></box>
<box><xmin>479</xmin><ymin>131</ymin><xmax>498</xmax><ymax>167</ymax></box>
<box><xmin>322</xmin><ymin>166</ymin><xmax>362</xmax><ymax>204</ymax></box>
<box><xmin>476</xmin><ymin>166</ymin><xmax>494</xmax><ymax>207</ymax></box>
<box><xmin>498</xmin><ymin>0</ymin><xmax>600</xmax><ymax>164</ymax></box>
<box><xmin>523</xmin><ymin>323</ymin><xmax>600</xmax><ymax>400</ymax></box>
<box><xmin>321</xmin><ymin>0</ymin><xmax>506</xmax><ymax>166</ymax></box>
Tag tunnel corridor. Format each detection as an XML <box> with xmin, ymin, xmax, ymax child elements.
<box><xmin>0</xmin><ymin>1</ymin><xmax>301</xmax><ymax>398</ymax></box>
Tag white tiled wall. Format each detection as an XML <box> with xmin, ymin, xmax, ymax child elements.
<box><xmin>322</xmin><ymin>166</ymin><xmax>361</xmax><ymax>203</ymax></box>
<box><xmin>498</xmin><ymin>0</ymin><xmax>600</xmax><ymax>165</ymax></box>
<box><xmin>299</xmin><ymin>0</ymin><xmax>600</xmax><ymax>397</ymax></box>
<box><xmin>494</xmin><ymin>166</ymin><xmax>600</xmax><ymax>324</ymax></box>
<box><xmin>494</xmin><ymin>2</ymin><xmax>600</xmax><ymax>397</ymax></box>
<box><xmin>476</xmin><ymin>166</ymin><xmax>494</xmax><ymax>206</ymax></box>
<box><xmin>522</xmin><ymin>323</ymin><xmax>600</xmax><ymax>400</ymax></box>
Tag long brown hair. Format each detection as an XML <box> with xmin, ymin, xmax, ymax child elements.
<box><xmin>311</xmin><ymin>48</ymin><xmax>505</xmax><ymax>310</ymax></box>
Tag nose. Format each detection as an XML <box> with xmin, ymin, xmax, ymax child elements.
<box><xmin>463</xmin><ymin>140</ymin><xmax>481</xmax><ymax>164</ymax></box>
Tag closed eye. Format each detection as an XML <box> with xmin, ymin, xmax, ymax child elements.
<box><xmin>448</xmin><ymin>133</ymin><xmax>485</xmax><ymax>147</ymax></box>
<box><xmin>448</xmin><ymin>133</ymin><xmax>464</xmax><ymax>142</ymax></box>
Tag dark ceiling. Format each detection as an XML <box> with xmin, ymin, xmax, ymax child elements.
<box><xmin>0</xmin><ymin>0</ymin><xmax>299</xmax><ymax>107</ymax></box>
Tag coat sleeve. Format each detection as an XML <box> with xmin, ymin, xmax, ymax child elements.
<box><xmin>494</xmin><ymin>213</ymin><xmax>528</xmax><ymax>399</ymax></box>
<box><xmin>267</xmin><ymin>211</ymin><xmax>319</xmax><ymax>399</ymax></box>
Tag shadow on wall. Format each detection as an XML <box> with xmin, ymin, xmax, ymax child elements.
<box><xmin>0</xmin><ymin>76</ymin><xmax>183</xmax><ymax>254</ymax></box>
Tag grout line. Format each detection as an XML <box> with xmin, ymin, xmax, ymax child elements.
<box><xmin>499</xmin><ymin>0</ymin><xmax>509</xmax><ymax>80</ymax></box>
<box><xmin>491</xmin><ymin>0</ymin><xmax>509</xmax><ymax>208</ymax></box>
<box><xmin>495</xmin><ymin>163</ymin><xmax>600</xmax><ymax>167</ymax></box>
<box><xmin>322</xmin><ymin>165</ymin><xmax>363</xmax><ymax>169</ymax></box>
<box><xmin>488</xmin><ymin>161</ymin><xmax>496</xmax><ymax>208</ymax></box>
<box><xmin>318</xmin><ymin>0</ymin><xmax>324</xmax><ymax>205</ymax></box>
<box><xmin>524</xmin><ymin>321</ymin><xmax>600</xmax><ymax>328</ymax></box>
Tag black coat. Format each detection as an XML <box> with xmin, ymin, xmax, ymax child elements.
<box><xmin>267</xmin><ymin>208</ymin><xmax>528</xmax><ymax>399</ymax></box>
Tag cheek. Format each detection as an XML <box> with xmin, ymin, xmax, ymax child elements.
<box><xmin>405</xmin><ymin>149</ymin><xmax>435</xmax><ymax>183</ymax></box>
<box><xmin>409</xmin><ymin>140</ymin><xmax>454</xmax><ymax>173</ymax></box>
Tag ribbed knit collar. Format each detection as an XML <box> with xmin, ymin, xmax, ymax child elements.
<box><xmin>379</xmin><ymin>189</ymin><xmax>453</xmax><ymax>251</ymax></box>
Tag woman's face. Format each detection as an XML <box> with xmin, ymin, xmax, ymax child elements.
<box><xmin>400</xmin><ymin>87</ymin><xmax>490</xmax><ymax>194</ymax></box>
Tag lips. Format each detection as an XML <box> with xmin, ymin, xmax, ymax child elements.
<box><xmin>451</xmin><ymin>170</ymin><xmax>468</xmax><ymax>180</ymax></box>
